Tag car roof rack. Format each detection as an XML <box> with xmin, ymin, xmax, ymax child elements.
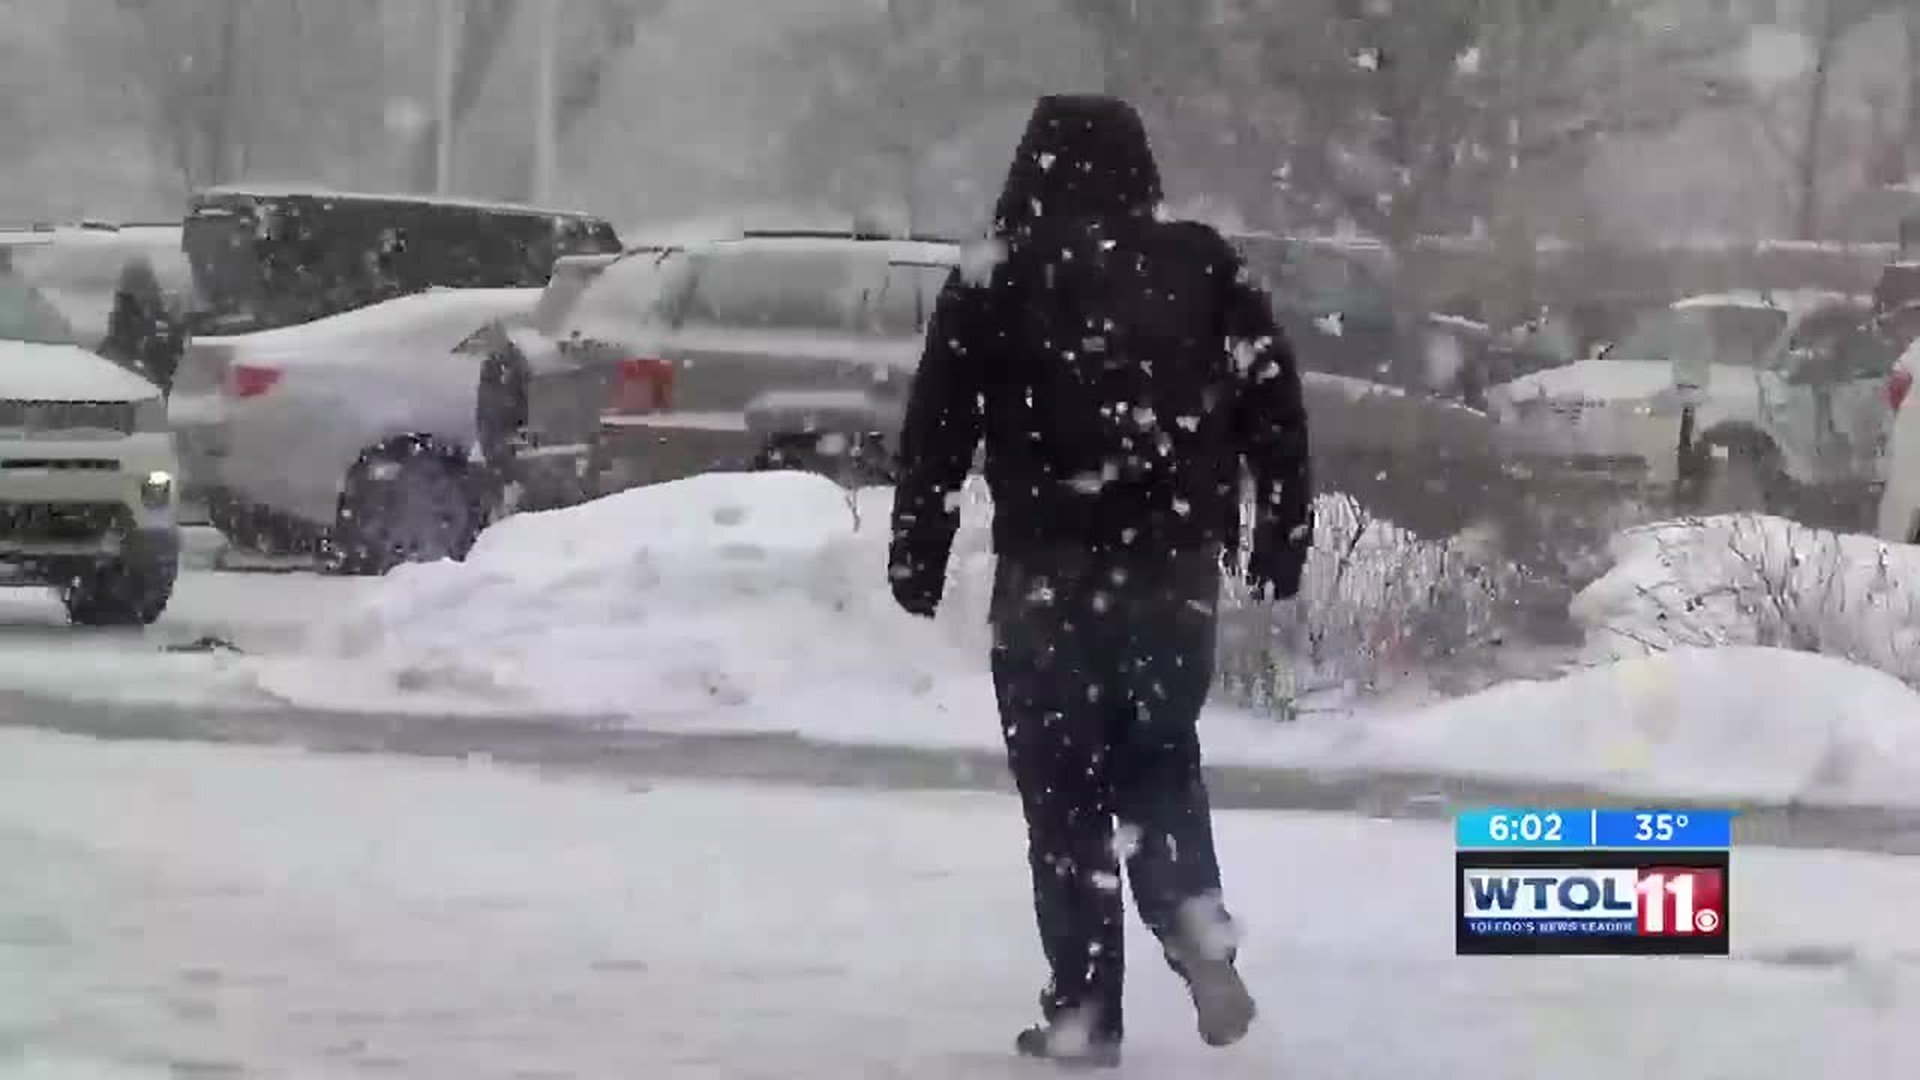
<box><xmin>739</xmin><ymin>228</ymin><xmax>960</xmax><ymax>245</ymax></box>
<box><xmin>0</xmin><ymin>223</ymin><xmax>56</xmax><ymax>247</ymax></box>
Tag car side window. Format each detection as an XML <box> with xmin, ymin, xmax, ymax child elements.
<box><xmin>568</xmin><ymin>251</ymin><xmax>689</xmax><ymax>338</ymax></box>
<box><xmin>1831</xmin><ymin>325</ymin><xmax>1901</xmax><ymax>381</ymax></box>
<box><xmin>1782</xmin><ymin>308</ymin><xmax>1872</xmax><ymax>379</ymax></box>
<box><xmin>679</xmin><ymin>250</ymin><xmax>879</xmax><ymax>333</ymax></box>
<box><xmin>873</xmin><ymin>262</ymin><xmax>951</xmax><ymax>338</ymax></box>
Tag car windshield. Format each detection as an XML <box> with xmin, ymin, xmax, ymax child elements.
<box><xmin>567</xmin><ymin>248</ymin><xmax>691</xmax><ymax>333</ymax></box>
<box><xmin>1607</xmin><ymin>304</ymin><xmax>1788</xmax><ymax>367</ymax></box>
<box><xmin>0</xmin><ymin>275</ymin><xmax>79</xmax><ymax>345</ymax></box>
<box><xmin>10</xmin><ymin>234</ymin><xmax>192</xmax><ymax>296</ymax></box>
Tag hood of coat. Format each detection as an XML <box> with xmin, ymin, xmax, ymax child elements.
<box><xmin>991</xmin><ymin>94</ymin><xmax>1163</xmax><ymax>241</ymax></box>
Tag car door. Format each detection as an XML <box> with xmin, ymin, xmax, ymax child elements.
<box><xmin>666</xmin><ymin>245</ymin><xmax>891</xmax><ymax>424</ymax></box>
<box><xmin>538</xmin><ymin>249</ymin><xmax>689</xmax><ymax>452</ymax></box>
<box><xmin>1767</xmin><ymin>305</ymin><xmax>1890</xmax><ymax>481</ymax></box>
<box><xmin>1823</xmin><ymin>322</ymin><xmax>1905</xmax><ymax>480</ymax></box>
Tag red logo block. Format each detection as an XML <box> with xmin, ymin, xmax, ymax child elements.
<box><xmin>1635</xmin><ymin>867</ymin><xmax>1726</xmax><ymax>936</ymax></box>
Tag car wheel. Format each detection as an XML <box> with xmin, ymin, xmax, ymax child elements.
<box><xmin>753</xmin><ymin>433</ymin><xmax>894</xmax><ymax>488</ymax></box>
<box><xmin>1688</xmin><ymin>438</ymin><xmax>1785</xmax><ymax>516</ymax></box>
<box><xmin>327</xmin><ymin>443</ymin><xmax>482</xmax><ymax>576</ymax></box>
<box><xmin>64</xmin><ymin>531</ymin><xmax>179</xmax><ymax>627</ymax></box>
<box><xmin>475</xmin><ymin>345</ymin><xmax>528</xmax><ymax>474</ymax></box>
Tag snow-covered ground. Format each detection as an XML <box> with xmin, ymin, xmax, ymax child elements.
<box><xmin>0</xmin><ymin>479</ymin><xmax>1916</xmax><ymax>809</ymax></box>
<box><xmin>2</xmin><ymin>728</ymin><xmax>1915</xmax><ymax>1079</ymax></box>
<box><xmin>0</xmin><ymin>558</ymin><xmax>364</xmax><ymax>709</ymax></box>
<box><xmin>238</xmin><ymin>474</ymin><xmax>1920</xmax><ymax>807</ymax></box>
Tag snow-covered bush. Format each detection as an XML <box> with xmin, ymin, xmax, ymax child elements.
<box><xmin>914</xmin><ymin>483</ymin><xmax>1538</xmax><ymax>719</ymax></box>
<box><xmin>1214</xmin><ymin>494</ymin><xmax>1538</xmax><ymax>719</ymax></box>
<box><xmin>1573</xmin><ymin>515</ymin><xmax>1920</xmax><ymax>689</ymax></box>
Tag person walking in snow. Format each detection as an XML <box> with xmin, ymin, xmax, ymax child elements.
<box><xmin>99</xmin><ymin>258</ymin><xmax>183</xmax><ymax>392</ymax></box>
<box><xmin>886</xmin><ymin>93</ymin><xmax>1313</xmax><ymax>1066</ymax></box>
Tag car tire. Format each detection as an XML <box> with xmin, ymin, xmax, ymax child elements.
<box><xmin>1687</xmin><ymin>437</ymin><xmax>1785</xmax><ymax>516</ymax></box>
<box><xmin>327</xmin><ymin>442</ymin><xmax>483</xmax><ymax>576</ymax></box>
<box><xmin>475</xmin><ymin>342</ymin><xmax>529</xmax><ymax>475</ymax></box>
<box><xmin>753</xmin><ymin>432</ymin><xmax>894</xmax><ymax>488</ymax></box>
<box><xmin>64</xmin><ymin>529</ymin><xmax>179</xmax><ymax>627</ymax></box>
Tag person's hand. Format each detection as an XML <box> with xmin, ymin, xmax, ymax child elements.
<box><xmin>1245</xmin><ymin>555</ymin><xmax>1303</xmax><ymax>602</ymax></box>
<box><xmin>1246</xmin><ymin>518</ymin><xmax>1311</xmax><ymax>602</ymax></box>
<box><xmin>889</xmin><ymin>562</ymin><xmax>941</xmax><ymax>619</ymax></box>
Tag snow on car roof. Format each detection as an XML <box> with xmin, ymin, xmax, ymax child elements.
<box><xmin>1672</xmin><ymin>289</ymin><xmax>1861</xmax><ymax>318</ymax></box>
<box><xmin>195</xmin><ymin>183</ymin><xmax>607</xmax><ymax>222</ymax></box>
<box><xmin>195</xmin><ymin>287</ymin><xmax>540</xmax><ymax>349</ymax></box>
<box><xmin>692</xmin><ymin>235</ymin><xmax>960</xmax><ymax>265</ymax></box>
<box><xmin>0</xmin><ymin>229</ymin><xmax>55</xmax><ymax>249</ymax></box>
<box><xmin>15</xmin><ymin>223</ymin><xmax>184</xmax><ymax>246</ymax></box>
<box><xmin>0</xmin><ymin>340</ymin><xmax>161</xmax><ymax>401</ymax></box>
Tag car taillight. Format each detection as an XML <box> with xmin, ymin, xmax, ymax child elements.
<box><xmin>606</xmin><ymin>357</ymin><xmax>674</xmax><ymax>415</ymax></box>
<box><xmin>225</xmin><ymin>364</ymin><xmax>282</xmax><ymax>399</ymax></box>
<box><xmin>1889</xmin><ymin>368</ymin><xmax>1913</xmax><ymax>412</ymax></box>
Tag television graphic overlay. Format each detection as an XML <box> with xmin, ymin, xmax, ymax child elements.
<box><xmin>1455</xmin><ymin>808</ymin><xmax>1732</xmax><ymax>957</ymax></box>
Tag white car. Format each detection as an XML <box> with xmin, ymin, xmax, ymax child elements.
<box><xmin>0</xmin><ymin>274</ymin><xmax>180</xmax><ymax>624</ymax></box>
<box><xmin>167</xmin><ymin>287</ymin><xmax>541</xmax><ymax>573</ymax></box>
<box><xmin>7</xmin><ymin>222</ymin><xmax>192</xmax><ymax>347</ymax></box>
<box><xmin>1486</xmin><ymin>290</ymin><xmax>1901</xmax><ymax>515</ymax></box>
<box><xmin>1875</xmin><ymin>340</ymin><xmax>1920</xmax><ymax>543</ymax></box>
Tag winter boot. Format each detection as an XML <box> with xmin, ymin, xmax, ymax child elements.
<box><xmin>1015</xmin><ymin>989</ymin><xmax>1121</xmax><ymax>1067</ymax></box>
<box><xmin>1168</xmin><ymin>897</ymin><xmax>1257</xmax><ymax>1048</ymax></box>
<box><xmin>1013</xmin><ymin>1019</ymin><xmax>1122</xmax><ymax>1068</ymax></box>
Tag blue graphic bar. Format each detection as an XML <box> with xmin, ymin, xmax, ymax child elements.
<box><xmin>1454</xmin><ymin>808</ymin><xmax>1595</xmax><ymax>849</ymax></box>
<box><xmin>1592</xmin><ymin>809</ymin><xmax>1734</xmax><ymax>849</ymax></box>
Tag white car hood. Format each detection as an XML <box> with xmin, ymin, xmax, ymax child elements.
<box><xmin>0</xmin><ymin>341</ymin><xmax>160</xmax><ymax>402</ymax></box>
<box><xmin>1490</xmin><ymin>359</ymin><xmax>1678</xmax><ymax>405</ymax></box>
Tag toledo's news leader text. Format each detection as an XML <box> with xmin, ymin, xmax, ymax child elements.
<box><xmin>1455</xmin><ymin>850</ymin><xmax>1730</xmax><ymax>956</ymax></box>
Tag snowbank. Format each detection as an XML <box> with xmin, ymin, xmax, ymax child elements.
<box><xmin>1255</xmin><ymin>646</ymin><xmax>1920</xmax><ymax>808</ymax></box>
<box><xmin>1573</xmin><ymin>515</ymin><xmax>1920</xmax><ymax>686</ymax></box>
<box><xmin>249</xmin><ymin>477</ymin><xmax>1920</xmax><ymax>807</ymax></box>
<box><xmin>254</xmin><ymin>472</ymin><xmax>999</xmax><ymax>720</ymax></box>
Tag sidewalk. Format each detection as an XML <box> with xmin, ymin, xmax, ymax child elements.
<box><xmin>2</xmin><ymin>727</ymin><xmax>1914</xmax><ymax>1079</ymax></box>
<box><xmin>7</xmin><ymin>687</ymin><xmax>1920</xmax><ymax>856</ymax></box>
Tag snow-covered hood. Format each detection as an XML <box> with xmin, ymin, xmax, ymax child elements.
<box><xmin>1489</xmin><ymin>359</ymin><xmax>1678</xmax><ymax>405</ymax></box>
<box><xmin>0</xmin><ymin>341</ymin><xmax>160</xmax><ymax>402</ymax></box>
<box><xmin>195</xmin><ymin>288</ymin><xmax>541</xmax><ymax>362</ymax></box>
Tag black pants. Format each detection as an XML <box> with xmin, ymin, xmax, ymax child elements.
<box><xmin>990</xmin><ymin>547</ymin><xmax>1227</xmax><ymax>1042</ymax></box>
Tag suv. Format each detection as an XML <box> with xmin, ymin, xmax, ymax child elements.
<box><xmin>484</xmin><ymin>232</ymin><xmax>958</xmax><ymax>495</ymax></box>
<box><xmin>1228</xmin><ymin>233</ymin><xmax>1563</xmax><ymax>540</ymax></box>
<box><xmin>1486</xmin><ymin>291</ymin><xmax>1901</xmax><ymax>522</ymax></box>
<box><xmin>0</xmin><ymin>273</ymin><xmax>180</xmax><ymax>624</ymax></box>
<box><xmin>181</xmin><ymin>185</ymin><xmax>622</xmax><ymax>335</ymax></box>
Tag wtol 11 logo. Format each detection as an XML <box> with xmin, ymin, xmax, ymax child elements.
<box><xmin>1455</xmin><ymin>808</ymin><xmax>1732</xmax><ymax>957</ymax></box>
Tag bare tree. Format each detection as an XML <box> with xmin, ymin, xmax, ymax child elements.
<box><xmin>1056</xmin><ymin>0</ymin><xmax>1735</xmax><ymax>249</ymax></box>
<box><xmin>112</xmin><ymin>0</ymin><xmax>248</xmax><ymax>190</ymax></box>
<box><xmin>1722</xmin><ymin>0</ymin><xmax>1900</xmax><ymax>237</ymax></box>
<box><xmin>104</xmin><ymin>0</ymin><xmax>394</xmax><ymax>193</ymax></box>
<box><xmin>775</xmin><ymin>0</ymin><xmax>1091</xmax><ymax>232</ymax></box>
<box><xmin>502</xmin><ymin>0</ymin><xmax>667</xmax><ymax>201</ymax></box>
<box><xmin>1906</xmin><ymin>5</ymin><xmax>1920</xmax><ymax>176</ymax></box>
<box><xmin>404</xmin><ymin>0</ymin><xmax>523</xmax><ymax>192</ymax></box>
<box><xmin>1250</xmin><ymin>0</ymin><xmax>1739</xmax><ymax>250</ymax></box>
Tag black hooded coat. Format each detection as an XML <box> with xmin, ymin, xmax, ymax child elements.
<box><xmin>99</xmin><ymin>258</ymin><xmax>183</xmax><ymax>390</ymax></box>
<box><xmin>887</xmin><ymin>94</ymin><xmax>1312</xmax><ymax>609</ymax></box>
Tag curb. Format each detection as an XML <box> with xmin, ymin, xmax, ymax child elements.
<box><xmin>2</xmin><ymin>690</ymin><xmax>1919</xmax><ymax>857</ymax></box>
